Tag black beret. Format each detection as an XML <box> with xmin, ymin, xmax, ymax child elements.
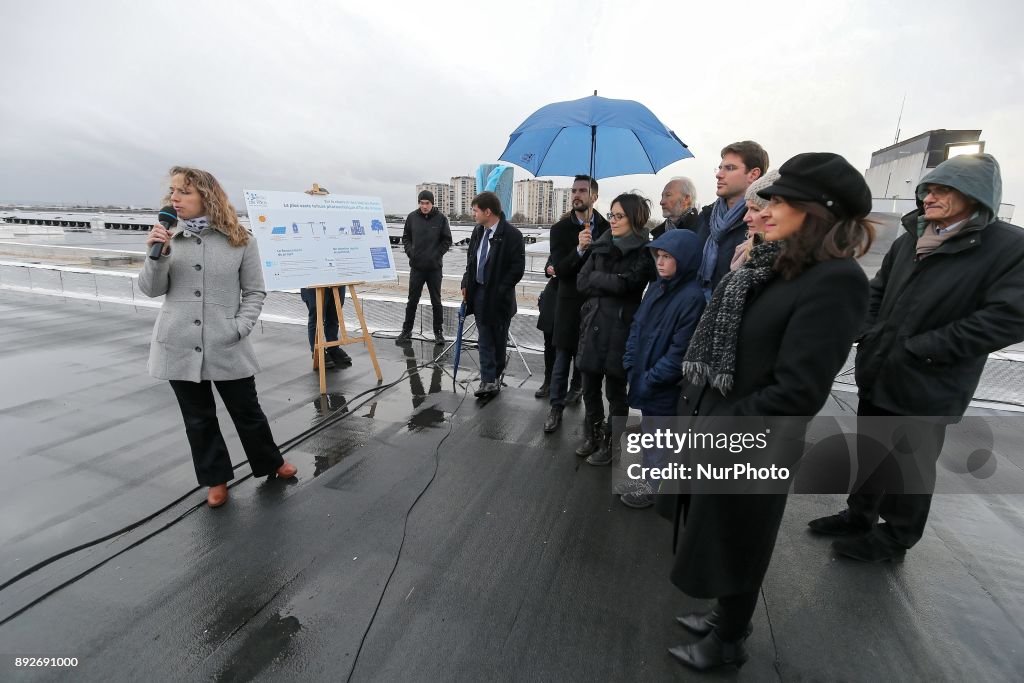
<box><xmin>757</xmin><ymin>152</ymin><xmax>872</xmax><ymax>218</ymax></box>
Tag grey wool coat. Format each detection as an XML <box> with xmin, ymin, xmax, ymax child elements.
<box><xmin>138</xmin><ymin>226</ymin><xmax>266</xmax><ymax>382</ymax></box>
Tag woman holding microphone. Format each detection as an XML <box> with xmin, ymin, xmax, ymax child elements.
<box><xmin>140</xmin><ymin>166</ymin><xmax>296</xmax><ymax>508</ymax></box>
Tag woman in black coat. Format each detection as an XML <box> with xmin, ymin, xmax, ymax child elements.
<box><xmin>667</xmin><ymin>153</ymin><xmax>875</xmax><ymax>671</ymax></box>
<box><xmin>574</xmin><ymin>193</ymin><xmax>657</xmax><ymax>465</ymax></box>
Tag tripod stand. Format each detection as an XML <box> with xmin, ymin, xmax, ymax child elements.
<box><xmin>438</xmin><ymin>318</ymin><xmax>532</xmax><ymax>381</ymax></box>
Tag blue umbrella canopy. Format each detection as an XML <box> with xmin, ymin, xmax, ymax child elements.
<box><xmin>499</xmin><ymin>94</ymin><xmax>693</xmax><ymax>179</ymax></box>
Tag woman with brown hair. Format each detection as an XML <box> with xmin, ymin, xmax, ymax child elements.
<box><xmin>667</xmin><ymin>153</ymin><xmax>875</xmax><ymax>671</ymax></box>
<box><xmin>573</xmin><ymin>192</ymin><xmax>657</xmax><ymax>465</ymax></box>
<box><xmin>140</xmin><ymin>166</ymin><xmax>297</xmax><ymax>508</ymax></box>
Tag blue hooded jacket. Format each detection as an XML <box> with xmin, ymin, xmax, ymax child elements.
<box><xmin>623</xmin><ymin>229</ymin><xmax>706</xmax><ymax>415</ymax></box>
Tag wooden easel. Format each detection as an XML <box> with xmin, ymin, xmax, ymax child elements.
<box><xmin>311</xmin><ymin>282</ymin><xmax>383</xmax><ymax>394</ymax></box>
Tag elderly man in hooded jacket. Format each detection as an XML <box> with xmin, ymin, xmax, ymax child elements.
<box><xmin>809</xmin><ymin>153</ymin><xmax>1024</xmax><ymax>562</ymax></box>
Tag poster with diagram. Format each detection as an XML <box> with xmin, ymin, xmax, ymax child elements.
<box><xmin>242</xmin><ymin>189</ymin><xmax>397</xmax><ymax>290</ymax></box>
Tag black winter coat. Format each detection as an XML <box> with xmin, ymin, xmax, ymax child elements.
<box><xmin>402</xmin><ymin>208</ymin><xmax>452</xmax><ymax>271</ymax></box>
<box><xmin>855</xmin><ymin>210</ymin><xmax>1024</xmax><ymax>416</ymax></box>
<box><xmin>650</xmin><ymin>207</ymin><xmax>700</xmax><ymax>239</ymax></box>
<box><xmin>461</xmin><ymin>217</ymin><xmax>526</xmax><ymax>325</ymax></box>
<box><xmin>575</xmin><ymin>229</ymin><xmax>656</xmax><ymax>378</ymax></box>
<box><xmin>695</xmin><ymin>203</ymin><xmax>748</xmax><ymax>292</ymax></box>
<box><xmin>550</xmin><ymin>212</ymin><xmax>610</xmax><ymax>351</ymax></box>
<box><xmin>669</xmin><ymin>257</ymin><xmax>868</xmax><ymax>598</ymax></box>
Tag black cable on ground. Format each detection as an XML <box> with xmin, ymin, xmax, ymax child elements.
<box><xmin>0</xmin><ymin>344</ymin><xmax>459</xmax><ymax>612</ymax></box>
<box><xmin>345</xmin><ymin>379</ymin><xmax>473</xmax><ymax>683</ymax></box>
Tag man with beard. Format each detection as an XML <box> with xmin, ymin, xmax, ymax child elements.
<box><xmin>543</xmin><ymin>175</ymin><xmax>609</xmax><ymax>434</ymax></box>
<box><xmin>651</xmin><ymin>177</ymin><xmax>700</xmax><ymax>239</ymax></box>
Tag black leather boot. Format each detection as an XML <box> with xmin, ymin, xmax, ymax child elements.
<box><xmin>543</xmin><ymin>405</ymin><xmax>563</xmax><ymax>433</ymax></box>
<box><xmin>676</xmin><ymin>610</ymin><xmax>753</xmax><ymax>638</ymax></box>
<box><xmin>574</xmin><ymin>420</ymin><xmax>604</xmax><ymax>457</ymax></box>
<box><xmin>668</xmin><ymin>630</ymin><xmax>749</xmax><ymax>671</ymax></box>
<box><xmin>586</xmin><ymin>428</ymin><xmax>614</xmax><ymax>466</ymax></box>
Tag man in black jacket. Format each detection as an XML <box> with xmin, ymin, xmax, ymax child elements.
<box><xmin>543</xmin><ymin>175</ymin><xmax>609</xmax><ymax>432</ymax></box>
<box><xmin>695</xmin><ymin>141</ymin><xmax>768</xmax><ymax>297</ymax></box>
<box><xmin>651</xmin><ymin>177</ymin><xmax>700</xmax><ymax>239</ymax></box>
<box><xmin>461</xmin><ymin>192</ymin><xmax>526</xmax><ymax>398</ymax></box>
<box><xmin>809</xmin><ymin>153</ymin><xmax>1024</xmax><ymax>562</ymax></box>
<box><xmin>399</xmin><ymin>190</ymin><xmax>453</xmax><ymax>344</ymax></box>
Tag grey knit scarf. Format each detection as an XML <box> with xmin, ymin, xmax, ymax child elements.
<box><xmin>682</xmin><ymin>239</ymin><xmax>784</xmax><ymax>395</ymax></box>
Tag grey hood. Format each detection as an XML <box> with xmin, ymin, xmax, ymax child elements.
<box><xmin>915</xmin><ymin>153</ymin><xmax>1002</xmax><ymax>221</ymax></box>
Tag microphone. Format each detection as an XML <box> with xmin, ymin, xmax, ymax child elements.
<box><xmin>149</xmin><ymin>206</ymin><xmax>178</xmax><ymax>260</ymax></box>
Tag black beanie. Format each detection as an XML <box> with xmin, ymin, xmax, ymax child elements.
<box><xmin>418</xmin><ymin>190</ymin><xmax>435</xmax><ymax>204</ymax></box>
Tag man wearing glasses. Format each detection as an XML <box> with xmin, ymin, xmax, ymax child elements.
<box><xmin>695</xmin><ymin>141</ymin><xmax>769</xmax><ymax>298</ymax></box>
<box><xmin>542</xmin><ymin>175</ymin><xmax>609</xmax><ymax>433</ymax></box>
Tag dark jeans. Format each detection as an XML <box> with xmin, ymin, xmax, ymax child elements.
<box><xmin>549</xmin><ymin>348</ymin><xmax>582</xmax><ymax>407</ymax></box>
<box><xmin>846</xmin><ymin>399</ymin><xmax>947</xmax><ymax>549</ymax></box>
<box><xmin>474</xmin><ymin>287</ymin><xmax>509</xmax><ymax>383</ymax></box>
<box><xmin>169</xmin><ymin>377</ymin><xmax>284</xmax><ymax>487</ymax></box>
<box><xmin>581</xmin><ymin>371</ymin><xmax>627</xmax><ymax>425</ymax></box>
<box><xmin>403</xmin><ymin>268</ymin><xmax>444</xmax><ymax>334</ymax></box>
<box><xmin>300</xmin><ymin>287</ymin><xmax>345</xmax><ymax>352</ymax></box>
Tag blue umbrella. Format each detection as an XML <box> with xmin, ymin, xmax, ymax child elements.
<box><xmin>452</xmin><ymin>300</ymin><xmax>468</xmax><ymax>390</ymax></box>
<box><xmin>499</xmin><ymin>93</ymin><xmax>693</xmax><ymax>179</ymax></box>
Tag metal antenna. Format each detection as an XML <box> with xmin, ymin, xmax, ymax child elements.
<box><xmin>893</xmin><ymin>93</ymin><xmax>906</xmax><ymax>145</ymax></box>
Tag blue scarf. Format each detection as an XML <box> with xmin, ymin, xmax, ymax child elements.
<box><xmin>698</xmin><ymin>198</ymin><xmax>746</xmax><ymax>296</ymax></box>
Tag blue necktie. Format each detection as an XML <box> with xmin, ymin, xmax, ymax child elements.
<box><xmin>477</xmin><ymin>228</ymin><xmax>491</xmax><ymax>283</ymax></box>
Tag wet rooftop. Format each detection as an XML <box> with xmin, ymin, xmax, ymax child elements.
<box><xmin>1</xmin><ymin>290</ymin><xmax>1023</xmax><ymax>681</ymax></box>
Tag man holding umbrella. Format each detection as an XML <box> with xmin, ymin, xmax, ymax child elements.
<box><xmin>543</xmin><ymin>175</ymin><xmax>608</xmax><ymax>433</ymax></box>
<box><xmin>461</xmin><ymin>191</ymin><xmax>526</xmax><ymax>398</ymax></box>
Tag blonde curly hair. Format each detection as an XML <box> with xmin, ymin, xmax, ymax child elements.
<box><xmin>163</xmin><ymin>166</ymin><xmax>249</xmax><ymax>246</ymax></box>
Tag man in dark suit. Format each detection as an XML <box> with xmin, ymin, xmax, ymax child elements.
<box><xmin>460</xmin><ymin>192</ymin><xmax>526</xmax><ymax>398</ymax></box>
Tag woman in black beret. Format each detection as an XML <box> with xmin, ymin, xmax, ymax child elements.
<box><xmin>666</xmin><ymin>153</ymin><xmax>876</xmax><ymax>671</ymax></box>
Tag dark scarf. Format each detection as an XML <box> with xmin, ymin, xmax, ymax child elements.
<box><xmin>682</xmin><ymin>240</ymin><xmax>784</xmax><ymax>395</ymax></box>
<box><xmin>697</xmin><ymin>198</ymin><xmax>747</xmax><ymax>290</ymax></box>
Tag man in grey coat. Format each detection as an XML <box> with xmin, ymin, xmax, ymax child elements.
<box><xmin>809</xmin><ymin>153</ymin><xmax>1024</xmax><ymax>562</ymax></box>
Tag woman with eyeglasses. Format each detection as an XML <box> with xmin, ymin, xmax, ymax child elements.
<box><xmin>573</xmin><ymin>193</ymin><xmax>657</xmax><ymax>465</ymax></box>
<box><xmin>666</xmin><ymin>153</ymin><xmax>874</xmax><ymax>671</ymax></box>
<box><xmin>729</xmin><ymin>169</ymin><xmax>780</xmax><ymax>271</ymax></box>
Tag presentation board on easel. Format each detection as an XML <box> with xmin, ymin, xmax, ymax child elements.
<box><xmin>241</xmin><ymin>189</ymin><xmax>397</xmax><ymax>290</ymax></box>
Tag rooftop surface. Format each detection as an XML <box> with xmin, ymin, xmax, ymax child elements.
<box><xmin>1</xmin><ymin>290</ymin><xmax>1022</xmax><ymax>681</ymax></box>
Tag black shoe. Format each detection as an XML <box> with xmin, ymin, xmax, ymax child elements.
<box><xmin>395</xmin><ymin>330</ymin><xmax>412</xmax><ymax>343</ymax></box>
<box><xmin>434</xmin><ymin>331</ymin><xmax>446</xmax><ymax>344</ymax></box>
<box><xmin>585</xmin><ymin>431</ymin><xmax>614</xmax><ymax>466</ymax></box>
<box><xmin>676</xmin><ymin>610</ymin><xmax>754</xmax><ymax>638</ymax></box>
<box><xmin>313</xmin><ymin>351</ymin><xmax>336</xmax><ymax>370</ymax></box>
<box><xmin>326</xmin><ymin>347</ymin><xmax>352</xmax><ymax>367</ymax></box>
<box><xmin>832</xmin><ymin>531</ymin><xmax>907</xmax><ymax>563</ymax></box>
<box><xmin>543</xmin><ymin>406</ymin><xmax>563</xmax><ymax>433</ymax></box>
<box><xmin>668</xmin><ymin>631</ymin><xmax>749</xmax><ymax>672</ymax></box>
<box><xmin>575</xmin><ymin>421</ymin><xmax>604</xmax><ymax>457</ymax></box>
<box><xmin>564</xmin><ymin>387</ymin><xmax>583</xmax><ymax>405</ymax></box>
<box><xmin>534</xmin><ymin>382</ymin><xmax>550</xmax><ymax>399</ymax></box>
<box><xmin>808</xmin><ymin>509</ymin><xmax>871</xmax><ymax>536</ymax></box>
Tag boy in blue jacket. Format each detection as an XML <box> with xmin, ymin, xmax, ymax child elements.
<box><xmin>620</xmin><ymin>229</ymin><xmax>706</xmax><ymax>508</ymax></box>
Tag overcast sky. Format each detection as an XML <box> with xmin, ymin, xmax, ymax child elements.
<box><xmin>2</xmin><ymin>0</ymin><xmax>1023</xmax><ymax>216</ymax></box>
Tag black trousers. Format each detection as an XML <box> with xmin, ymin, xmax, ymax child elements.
<box><xmin>846</xmin><ymin>399</ymin><xmax>947</xmax><ymax>549</ymax></box>
<box><xmin>403</xmin><ymin>268</ymin><xmax>444</xmax><ymax>334</ymax></box>
<box><xmin>581</xmin><ymin>371</ymin><xmax>627</xmax><ymax>426</ymax></box>
<box><xmin>714</xmin><ymin>591</ymin><xmax>760</xmax><ymax>641</ymax></box>
<box><xmin>169</xmin><ymin>377</ymin><xmax>284</xmax><ymax>486</ymax></box>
